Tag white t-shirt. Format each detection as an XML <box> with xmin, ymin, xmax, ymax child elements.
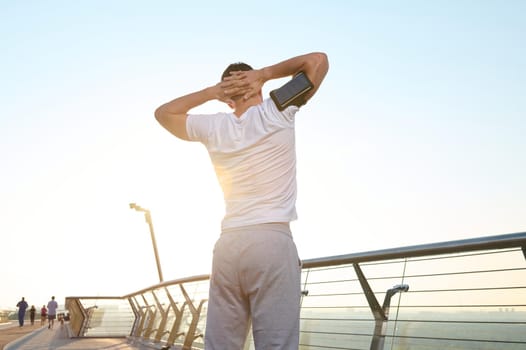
<box><xmin>47</xmin><ymin>300</ymin><xmax>58</xmax><ymax>315</ymax></box>
<box><xmin>187</xmin><ymin>98</ymin><xmax>300</xmax><ymax>229</ymax></box>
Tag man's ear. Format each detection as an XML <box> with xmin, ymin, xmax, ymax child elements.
<box><xmin>227</xmin><ymin>100</ymin><xmax>235</xmax><ymax>109</ymax></box>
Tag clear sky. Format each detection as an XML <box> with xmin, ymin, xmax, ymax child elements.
<box><xmin>1</xmin><ymin>1</ymin><xmax>525</xmax><ymax>310</ymax></box>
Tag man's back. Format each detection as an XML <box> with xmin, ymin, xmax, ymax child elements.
<box><xmin>17</xmin><ymin>300</ymin><xmax>28</xmax><ymax>310</ymax></box>
<box><xmin>47</xmin><ymin>300</ymin><xmax>58</xmax><ymax>314</ymax></box>
<box><xmin>187</xmin><ymin>99</ymin><xmax>299</xmax><ymax>229</ymax></box>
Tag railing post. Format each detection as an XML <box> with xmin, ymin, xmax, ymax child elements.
<box><xmin>153</xmin><ymin>290</ymin><xmax>170</xmax><ymax>342</ymax></box>
<box><xmin>165</xmin><ymin>288</ymin><xmax>186</xmax><ymax>347</ymax></box>
<box><xmin>131</xmin><ymin>297</ymin><xmax>148</xmax><ymax>337</ymax></box>
<box><xmin>180</xmin><ymin>284</ymin><xmax>207</xmax><ymax>350</ymax></box>
<box><xmin>353</xmin><ymin>263</ymin><xmax>409</xmax><ymax>350</ymax></box>
<box><xmin>353</xmin><ymin>263</ymin><xmax>387</xmax><ymax>350</ymax></box>
<box><xmin>128</xmin><ymin>296</ymin><xmax>140</xmax><ymax>336</ymax></box>
<box><xmin>66</xmin><ymin>298</ymin><xmax>87</xmax><ymax>337</ymax></box>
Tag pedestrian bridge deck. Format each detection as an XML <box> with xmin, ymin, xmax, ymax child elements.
<box><xmin>2</xmin><ymin>323</ymin><xmax>155</xmax><ymax>350</ymax></box>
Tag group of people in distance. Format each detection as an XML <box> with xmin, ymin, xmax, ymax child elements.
<box><xmin>16</xmin><ymin>296</ymin><xmax>59</xmax><ymax>329</ymax></box>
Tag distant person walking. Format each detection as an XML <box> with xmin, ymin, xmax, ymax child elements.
<box><xmin>16</xmin><ymin>297</ymin><xmax>28</xmax><ymax>327</ymax></box>
<box><xmin>40</xmin><ymin>305</ymin><xmax>47</xmax><ymax>326</ymax></box>
<box><xmin>47</xmin><ymin>296</ymin><xmax>58</xmax><ymax>329</ymax></box>
<box><xmin>29</xmin><ymin>305</ymin><xmax>36</xmax><ymax>325</ymax></box>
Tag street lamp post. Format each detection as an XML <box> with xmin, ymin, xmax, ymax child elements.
<box><xmin>129</xmin><ymin>203</ymin><xmax>164</xmax><ymax>282</ymax></box>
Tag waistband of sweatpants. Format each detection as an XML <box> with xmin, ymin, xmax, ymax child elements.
<box><xmin>221</xmin><ymin>222</ymin><xmax>291</xmax><ymax>237</ymax></box>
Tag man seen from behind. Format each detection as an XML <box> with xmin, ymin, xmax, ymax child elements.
<box><xmin>155</xmin><ymin>52</ymin><xmax>329</xmax><ymax>350</ymax></box>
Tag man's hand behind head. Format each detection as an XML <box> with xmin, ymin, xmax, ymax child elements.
<box><xmin>222</xmin><ymin>70</ymin><xmax>265</xmax><ymax>101</ymax></box>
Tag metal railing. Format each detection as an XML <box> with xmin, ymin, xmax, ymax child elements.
<box><xmin>65</xmin><ymin>231</ymin><xmax>526</xmax><ymax>349</ymax></box>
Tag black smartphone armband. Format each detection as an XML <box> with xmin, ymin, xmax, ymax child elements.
<box><xmin>270</xmin><ymin>71</ymin><xmax>314</xmax><ymax>111</ymax></box>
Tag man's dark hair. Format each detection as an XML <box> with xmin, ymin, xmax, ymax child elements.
<box><xmin>221</xmin><ymin>62</ymin><xmax>253</xmax><ymax>80</ymax></box>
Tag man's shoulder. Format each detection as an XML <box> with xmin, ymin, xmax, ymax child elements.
<box><xmin>187</xmin><ymin>111</ymin><xmax>231</xmax><ymax>130</ymax></box>
<box><xmin>251</xmin><ymin>98</ymin><xmax>299</xmax><ymax>124</ymax></box>
<box><xmin>188</xmin><ymin>111</ymin><xmax>230</xmax><ymax>121</ymax></box>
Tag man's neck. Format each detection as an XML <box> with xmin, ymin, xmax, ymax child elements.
<box><xmin>233</xmin><ymin>96</ymin><xmax>262</xmax><ymax>117</ymax></box>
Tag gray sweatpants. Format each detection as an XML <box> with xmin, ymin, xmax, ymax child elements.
<box><xmin>204</xmin><ymin>223</ymin><xmax>301</xmax><ymax>350</ymax></box>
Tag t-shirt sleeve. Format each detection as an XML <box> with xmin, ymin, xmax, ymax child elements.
<box><xmin>264</xmin><ymin>98</ymin><xmax>299</xmax><ymax>124</ymax></box>
<box><xmin>186</xmin><ymin>113</ymin><xmax>215</xmax><ymax>143</ymax></box>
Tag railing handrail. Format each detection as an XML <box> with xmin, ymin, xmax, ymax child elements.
<box><xmin>302</xmin><ymin>231</ymin><xmax>526</xmax><ymax>268</ymax></box>
<box><xmin>65</xmin><ymin>274</ymin><xmax>211</xmax><ymax>301</ymax></box>
<box><xmin>124</xmin><ymin>274</ymin><xmax>210</xmax><ymax>298</ymax></box>
<box><xmin>68</xmin><ymin>232</ymin><xmax>526</xmax><ymax>299</ymax></box>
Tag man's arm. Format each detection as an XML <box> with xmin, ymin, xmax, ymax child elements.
<box><xmin>224</xmin><ymin>52</ymin><xmax>329</xmax><ymax>102</ymax></box>
<box><xmin>155</xmin><ymin>52</ymin><xmax>328</xmax><ymax>140</ymax></box>
<box><xmin>154</xmin><ymin>81</ymin><xmax>248</xmax><ymax>141</ymax></box>
<box><xmin>155</xmin><ymin>86</ymin><xmax>215</xmax><ymax>141</ymax></box>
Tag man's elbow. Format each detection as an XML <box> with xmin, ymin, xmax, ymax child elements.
<box><xmin>313</xmin><ymin>52</ymin><xmax>329</xmax><ymax>72</ymax></box>
<box><xmin>153</xmin><ymin>106</ymin><xmax>190</xmax><ymax>141</ymax></box>
<box><xmin>313</xmin><ymin>51</ymin><xmax>328</xmax><ymax>63</ymax></box>
<box><xmin>304</xmin><ymin>52</ymin><xmax>329</xmax><ymax>94</ymax></box>
<box><xmin>154</xmin><ymin>105</ymin><xmax>165</xmax><ymax>124</ymax></box>
<box><xmin>154</xmin><ymin>105</ymin><xmax>174</xmax><ymax>130</ymax></box>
